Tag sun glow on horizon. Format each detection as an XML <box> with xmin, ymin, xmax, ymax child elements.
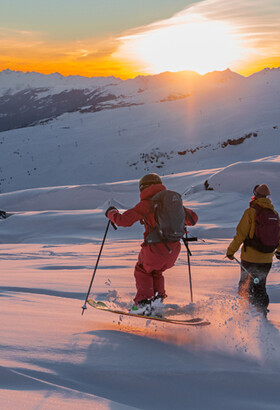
<box><xmin>114</xmin><ymin>14</ymin><xmax>252</xmax><ymax>75</ymax></box>
<box><xmin>1</xmin><ymin>0</ymin><xmax>280</xmax><ymax>79</ymax></box>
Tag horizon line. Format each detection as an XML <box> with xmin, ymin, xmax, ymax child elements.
<box><xmin>1</xmin><ymin>66</ymin><xmax>280</xmax><ymax>81</ymax></box>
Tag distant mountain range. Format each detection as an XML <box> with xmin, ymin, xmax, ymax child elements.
<box><xmin>0</xmin><ymin>67</ymin><xmax>264</xmax><ymax>132</ymax></box>
<box><xmin>0</xmin><ymin>67</ymin><xmax>280</xmax><ymax>193</ymax></box>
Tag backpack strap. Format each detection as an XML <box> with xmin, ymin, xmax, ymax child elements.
<box><xmin>142</xmin><ymin>218</ymin><xmax>152</xmax><ymax>231</ymax></box>
<box><xmin>244</xmin><ymin>203</ymin><xmax>259</xmax><ymax>251</ymax></box>
<box><xmin>249</xmin><ymin>202</ymin><xmax>262</xmax><ymax>213</ymax></box>
<box><xmin>142</xmin><ymin>218</ymin><xmax>171</xmax><ymax>253</ymax></box>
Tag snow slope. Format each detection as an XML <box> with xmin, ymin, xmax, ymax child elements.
<box><xmin>1</xmin><ymin>240</ymin><xmax>280</xmax><ymax>410</ymax></box>
<box><xmin>1</xmin><ymin>156</ymin><xmax>280</xmax><ymax>408</ymax></box>
<box><xmin>1</xmin><ymin>68</ymin><xmax>280</xmax><ymax>409</ymax></box>
<box><xmin>0</xmin><ymin>156</ymin><xmax>279</xmax><ymax>243</ymax></box>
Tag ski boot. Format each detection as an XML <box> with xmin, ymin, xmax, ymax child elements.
<box><xmin>129</xmin><ymin>299</ymin><xmax>152</xmax><ymax>316</ymax></box>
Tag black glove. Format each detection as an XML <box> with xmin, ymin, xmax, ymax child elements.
<box><xmin>105</xmin><ymin>206</ymin><xmax>117</xmax><ymax>217</ymax></box>
<box><xmin>226</xmin><ymin>253</ymin><xmax>234</xmax><ymax>260</ymax></box>
<box><xmin>275</xmin><ymin>251</ymin><xmax>280</xmax><ymax>260</ymax></box>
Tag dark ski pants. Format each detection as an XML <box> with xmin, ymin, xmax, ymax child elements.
<box><xmin>239</xmin><ymin>260</ymin><xmax>272</xmax><ymax>314</ymax></box>
<box><xmin>134</xmin><ymin>241</ymin><xmax>181</xmax><ymax>304</ymax></box>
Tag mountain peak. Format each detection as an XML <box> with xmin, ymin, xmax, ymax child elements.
<box><xmin>202</xmin><ymin>68</ymin><xmax>244</xmax><ymax>82</ymax></box>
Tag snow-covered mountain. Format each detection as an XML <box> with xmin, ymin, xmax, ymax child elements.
<box><xmin>0</xmin><ymin>67</ymin><xmax>280</xmax><ymax>193</ymax></box>
<box><xmin>0</xmin><ymin>68</ymin><xmax>243</xmax><ymax>133</ymax></box>
<box><xmin>0</xmin><ymin>67</ymin><xmax>276</xmax><ymax>133</ymax></box>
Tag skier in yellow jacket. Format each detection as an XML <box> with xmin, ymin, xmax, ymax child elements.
<box><xmin>226</xmin><ymin>184</ymin><xmax>280</xmax><ymax>316</ymax></box>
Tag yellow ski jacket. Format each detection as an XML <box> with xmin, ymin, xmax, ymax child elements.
<box><xmin>227</xmin><ymin>197</ymin><xmax>280</xmax><ymax>263</ymax></box>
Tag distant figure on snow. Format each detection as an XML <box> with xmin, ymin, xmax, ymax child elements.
<box><xmin>105</xmin><ymin>173</ymin><xmax>198</xmax><ymax>315</ymax></box>
<box><xmin>226</xmin><ymin>184</ymin><xmax>280</xmax><ymax>316</ymax></box>
<box><xmin>0</xmin><ymin>210</ymin><xmax>7</xmax><ymax>219</ymax></box>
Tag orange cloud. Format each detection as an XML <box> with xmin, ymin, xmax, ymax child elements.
<box><xmin>0</xmin><ymin>27</ymin><xmax>139</xmax><ymax>78</ymax></box>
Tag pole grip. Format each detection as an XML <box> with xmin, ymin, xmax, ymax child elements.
<box><xmin>111</xmin><ymin>222</ymin><xmax>117</xmax><ymax>230</ymax></box>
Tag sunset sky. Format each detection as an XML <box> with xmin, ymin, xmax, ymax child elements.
<box><xmin>1</xmin><ymin>0</ymin><xmax>280</xmax><ymax>78</ymax></box>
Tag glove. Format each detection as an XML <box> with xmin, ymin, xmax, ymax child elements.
<box><xmin>275</xmin><ymin>251</ymin><xmax>280</xmax><ymax>260</ymax></box>
<box><xmin>105</xmin><ymin>206</ymin><xmax>117</xmax><ymax>217</ymax></box>
<box><xmin>226</xmin><ymin>253</ymin><xmax>234</xmax><ymax>260</ymax></box>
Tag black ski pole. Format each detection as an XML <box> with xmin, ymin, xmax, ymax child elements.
<box><xmin>188</xmin><ymin>232</ymin><xmax>206</xmax><ymax>243</ymax></box>
<box><xmin>182</xmin><ymin>233</ymin><xmax>197</xmax><ymax>303</ymax></box>
<box><xmin>81</xmin><ymin>220</ymin><xmax>117</xmax><ymax>315</ymax></box>
<box><xmin>233</xmin><ymin>256</ymin><xmax>259</xmax><ymax>284</ymax></box>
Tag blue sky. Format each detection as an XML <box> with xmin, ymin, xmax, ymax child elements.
<box><xmin>0</xmin><ymin>0</ymin><xmax>202</xmax><ymax>41</ymax></box>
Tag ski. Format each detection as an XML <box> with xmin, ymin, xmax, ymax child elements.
<box><xmin>87</xmin><ymin>299</ymin><xmax>210</xmax><ymax>326</ymax></box>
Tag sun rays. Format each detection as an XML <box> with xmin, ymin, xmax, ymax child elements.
<box><xmin>115</xmin><ymin>13</ymin><xmax>249</xmax><ymax>75</ymax></box>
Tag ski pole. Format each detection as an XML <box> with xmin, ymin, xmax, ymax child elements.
<box><xmin>233</xmin><ymin>257</ymin><xmax>259</xmax><ymax>284</ymax></box>
<box><xmin>187</xmin><ymin>246</ymin><xmax>193</xmax><ymax>303</ymax></box>
<box><xmin>182</xmin><ymin>234</ymin><xmax>196</xmax><ymax>303</ymax></box>
<box><xmin>81</xmin><ymin>220</ymin><xmax>117</xmax><ymax>315</ymax></box>
<box><xmin>187</xmin><ymin>232</ymin><xmax>206</xmax><ymax>243</ymax></box>
<box><xmin>181</xmin><ymin>186</ymin><xmax>194</xmax><ymax>197</ymax></box>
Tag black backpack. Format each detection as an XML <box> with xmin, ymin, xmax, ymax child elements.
<box><xmin>145</xmin><ymin>190</ymin><xmax>186</xmax><ymax>244</ymax></box>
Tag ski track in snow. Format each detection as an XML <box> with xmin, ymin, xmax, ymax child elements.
<box><xmin>1</xmin><ymin>237</ymin><xmax>280</xmax><ymax>409</ymax></box>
